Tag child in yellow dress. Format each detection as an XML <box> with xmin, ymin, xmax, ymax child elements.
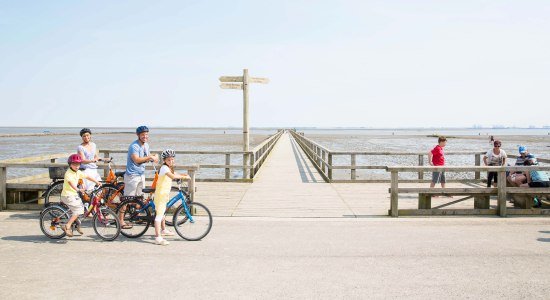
<box><xmin>153</xmin><ymin>149</ymin><xmax>190</xmax><ymax>245</ymax></box>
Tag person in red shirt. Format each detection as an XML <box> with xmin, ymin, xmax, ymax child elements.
<box><xmin>428</xmin><ymin>136</ymin><xmax>447</xmax><ymax>188</ymax></box>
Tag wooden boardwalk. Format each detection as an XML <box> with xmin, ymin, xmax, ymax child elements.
<box><xmin>196</xmin><ymin>132</ymin><xmax>519</xmax><ymax>217</ymax></box>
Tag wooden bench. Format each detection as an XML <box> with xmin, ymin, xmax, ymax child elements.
<box><xmin>388</xmin><ymin>187</ymin><xmax>498</xmax><ymax>216</ymax></box>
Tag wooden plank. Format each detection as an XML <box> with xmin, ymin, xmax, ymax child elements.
<box><xmin>219</xmin><ymin>76</ymin><xmax>243</xmax><ymax>82</ymax></box>
<box><xmin>506</xmin><ymin>209</ymin><xmax>550</xmax><ymax>215</ymax></box>
<box><xmin>249</xmin><ymin>77</ymin><xmax>269</xmax><ymax>84</ymax></box>
<box><xmin>397</xmin><ymin>209</ymin><xmax>498</xmax><ymax>216</ymax></box>
<box><xmin>474</xmin><ymin>195</ymin><xmax>490</xmax><ymax>209</ymax></box>
<box><xmin>386</xmin><ymin>166</ymin><xmax>550</xmax><ymax>172</ymax></box>
<box><xmin>220</xmin><ymin>83</ymin><xmax>243</xmax><ymax>90</ymax></box>
<box><xmin>497</xmin><ymin>171</ymin><xmax>507</xmax><ymax>217</ymax></box>
<box><xmin>225</xmin><ymin>154</ymin><xmax>231</xmax><ymax>180</ymax></box>
<box><xmin>394</xmin><ymin>188</ymin><xmax>497</xmax><ymax>194</ymax></box>
<box><xmin>390</xmin><ymin>171</ymin><xmax>398</xmax><ymax>217</ymax></box>
<box><xmin>0</xmin><ymin>153</ymin><xmax>70</xmax><ymax>164</ymax></box>
<box><xmin>0</xmin><ymin>167</ymin><xmax>6</xmax><ymax>210</ymax></box>
<box><xmin>350</xmin><ymin>154</ymin><xmax>356</xmax><ymax>180</ymax></box>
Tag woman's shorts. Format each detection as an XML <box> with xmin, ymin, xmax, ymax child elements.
<box><xmin>82</xmin><ymin>168</ymin><xmax>101</xmax><ymax>191</ymax></box>
<box><xmin>528</xmin><ymin>181</ymin><xmax>550</xmax><ymax>188</ymax></box>
<box><xmin>432</xmin><ymin>172</ymin><xmax>446</xmax><ymax>183</ymax></box>
<box><xmin>61</xmin><ymin>195</ymin><xmax>84</xmax><ymax>215</ymax></box>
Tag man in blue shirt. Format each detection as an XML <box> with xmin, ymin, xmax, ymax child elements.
<box><xmin>124</xmin><ymin>126</ymin><xmax>159</xmax><ymax>196</ymax></box>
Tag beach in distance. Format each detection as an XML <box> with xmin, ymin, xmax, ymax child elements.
<box><xmin>0</xmin><ymin>127</ymin><xmax>547</xmax><ymax>180</ymax></box>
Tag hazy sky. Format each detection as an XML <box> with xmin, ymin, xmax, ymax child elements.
<box><xmin>1</xmin><ymin>1</ymin><xmax>549</xmax><ymax>128</ymax></box>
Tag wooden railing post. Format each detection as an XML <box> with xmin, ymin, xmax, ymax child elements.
<box><xmin>351</xmin><ymin>154</ymin><xmax>356</xmax><ymax>180</ymax></box>
<box><xmin>475</xmin><ymin>154</ymin><xmax>481</xmax><ymax>180</ymax></box>
<box><xmin>322</xmin><ymin>151</ymin><xmax>327</xmax><ymax>174</ymax></box>
<box><xmin>103</xmin><ymin>151</ymin><xmax>110</xmax><ymax>178</ymax></box>
<box><xmin>390</xmin><ymin>171</ymin><xmax>398</xmax><ymax>217</ymax></box>
<box><xmin>242</xmin><ymin>153</ymin><xmax>248</xmax><ymax>179</ymax></box>
<box><xmin>249</xmin><ymin>153</ymin><xmax>255</xmax><ymax>179</ymax></box>
<box><xmin>188</xmin><ymin>169</ymin><xmax>196</xmax><ymax>203</ymax></box>
<box><xmin>328</xmin><ymin>154</ymin><xmax>333</xmax><ymax>181</ymax></box>
<box><xmin>418</xmin><ymin>155</ymin><xmax>424</xmax><ymax>180</ymax></box>
<box><xmin>225</xmin><ymin>154</ymin><xmax>231</xmax><ymax>180</ymax></box>
<box><xmin>0</xmin><ymin>167</ymin><xmax>6</xmax><ymax>210</ymax></box>
<box><xmin>497</xmin><ymin>169</ymin><xmax>507</xmax><ymax>217</ymax></box>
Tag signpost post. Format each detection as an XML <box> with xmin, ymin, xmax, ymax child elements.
<box><xmin>219</xmin><ymin>69</ymin><xmax>269</xmax><ymax>178</ymax></box>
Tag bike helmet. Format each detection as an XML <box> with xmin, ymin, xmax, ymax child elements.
<box><xmin>80</xmin><ymin>128</ymin><xmax>92</xmax><ymax>136</ymax></box>
<box><xmin>68</xmin><ymin>154</ymin><xmax>83</xmax><ymax>164</ymax></box>
<box><xmin>518</xmin><ymin>145</ymin><xmax>527</xmax><ymax>154</ymax></box>
<box><xmin>161</xmin><ymin>149</ymin><xmax>176</xmax><ymax>159</ymax></box>
<box><xmin>136</xmin><ymin>126</ymin><xmax>149</xmax><ymax>134</ymax></box>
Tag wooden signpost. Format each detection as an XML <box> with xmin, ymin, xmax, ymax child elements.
<box><xmin>219</xmin><ymin>69</ymin><xmax>269</xmax><ymax>178</ymax></box>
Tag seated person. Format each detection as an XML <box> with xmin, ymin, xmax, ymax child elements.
<box><xmin>507</xmin><ymin>146</ymin><xmax>535</xmax><ymax>187</ymax></box>
<box><xmin>520</xmin><ymin>158</ymin><xmax>549</xmax><ymax>188</ymax></box>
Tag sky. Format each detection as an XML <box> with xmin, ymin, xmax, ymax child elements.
<box><xmin>1</xmin><ymin>0</ymin><xmax>549</xmax><ymax>128</ymax></box>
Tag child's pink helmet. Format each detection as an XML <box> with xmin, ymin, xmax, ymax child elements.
<box><xmin>68</xmin><ymin>154</ymin><xmax>83</xmax><ymax>164</ymax></box>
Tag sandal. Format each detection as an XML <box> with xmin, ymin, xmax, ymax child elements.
<box><xmin>121</xmin><ymin>224</ymin><xmax>133</xmax><ymax>229</ymax></box>
<box><xmin>75</xmin><ymin>225</ymin><xmax>84</xmax><ymax>235</ymax></box>
<box><xmin>62</xmin><ymin>225</ymin><xmax>73</xmax><ymax>237</ymax></box>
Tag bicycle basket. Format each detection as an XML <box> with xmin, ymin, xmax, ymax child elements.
<box><xmin>48</xmin><ymin>167</ymin><xmax>67</xmax><ymax>179</ymax></box>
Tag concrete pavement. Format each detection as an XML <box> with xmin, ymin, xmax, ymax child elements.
<box><xmin>1</xmin><ymin>211</ymin><xmax>549</xmax><ymax>299</ymax></box>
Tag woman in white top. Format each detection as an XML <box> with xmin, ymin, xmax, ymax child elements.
<box><xmin>483</xmin><ymin>140</ymin><xmax>507</xmax><ymax>187</ymax></box>
<box><xmin>77</xmin><ymin>128</ymin><xmax>103</xmax><ymax>190</ymax></box>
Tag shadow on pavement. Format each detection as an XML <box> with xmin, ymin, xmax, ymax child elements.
<box><xmin>537</xmin><ymin>230</ymin><xmax>550</xmax><ymax>243</ymax></box>
<box><xmin>1</xmin><ymin>235</ymin><xmax>68</xmax><ymax>244</ymax></box>
<box><xmin>8</xmin><ymin>213</ymin><xmax>40</xmax><ymax>220</ymax></box>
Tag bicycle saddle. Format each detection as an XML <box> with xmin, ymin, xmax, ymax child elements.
<box><xmin>115</xmin><ymin>171</ymin><xmax>126</xmax><ymax>177</ymax></box>
<box><xmin>142</xmin><ymin>187</ymin><xmax>155</xmax><ymax>193</ymax></box>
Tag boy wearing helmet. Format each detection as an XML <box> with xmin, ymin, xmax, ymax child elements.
<box><xmin>124</xmin><ymin>126</ymin><xmax>158</xmax><ymax>196</ymax></box>
<box><xmin>153</xmin><ymin>149</ymin><xmax>190</xmax><ymax>245</ymax></box>
<box><xmin>61</xmin><ymin>154</ymin><xmax>102</xmax><ymax>237</ymax></box>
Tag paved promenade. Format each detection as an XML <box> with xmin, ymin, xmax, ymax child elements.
<box><xmin>0</xmin><ymin>212</ymin><xmax>549</xmax><ymax>299</ymax></box>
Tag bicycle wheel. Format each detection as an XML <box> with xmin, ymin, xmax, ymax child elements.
<box><xmin>92</xmin><ymin>207</ymin><xmax>120</xmax><ymax>241</ymax></box>
<box><xmin>173</xmin><ymin>202</ymin><xmax>212</xmax><ymax>241</ymax></box>
<box><xmin>92</xmin><ymin>184</ymin><xmax>123</xmax><ymax>211</ymax></box>
<box><xmin>116</xmin><ymin>199</ymin><xmax>151</xmax><ymax>238</ymax></box>
<box><xmin>39</xmin><ymin>206</ymin><xmax>68</xmax><ymax>239</ymax></box>
<box><xmin>44</xmin><ymin>181</ymin><xmax>64</xmax><ymax>207</ymax></box>
<box><xmin>164</xmin><ymin>187</ymin><xmax>180</xmax><ymax>226</ymax></box>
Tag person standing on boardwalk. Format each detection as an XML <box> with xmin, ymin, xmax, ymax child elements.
<box><xmin>77</xmin><ymin>128</ymin><xmax>103</xmax><ymax>191</ymax></box>
<box><xmin>124</xmin><ymin>126</ymin><xmax>158</xmax><ymax>196</ymax></box>
<box><xmin>428</xmin><ymin>136</ymin><xmax>447</xmax><ymax>189</ymax></box>
<box><xmin>483</xmin><ymin>140</ymin><xmax>507</xmax><ymax>187</ymax></box>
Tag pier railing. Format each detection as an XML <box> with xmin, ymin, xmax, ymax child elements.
<box><xmin>290</xmin><ymin>130</ymin><xmax>549</xmax><ymax>183</ymax></box>
<box><xmin>387</xmin><ymin>165</ymin><xmax>550</xmax><ymax>217</ymax></box>
<box><xmin>0</xmin><ymin>162</ymin><xmax>199</xmax><ymax>211</ymax></box>
<box><xmin>0</xmin><ymin>131</ymin><xmax>284</xmax><ymax>209</ymax></box>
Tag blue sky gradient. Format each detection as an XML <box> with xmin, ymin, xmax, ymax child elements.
<box><xmin>1</xmin><ymin>1</ymin><xmax>549</xmax><ymax>127</ymax></box>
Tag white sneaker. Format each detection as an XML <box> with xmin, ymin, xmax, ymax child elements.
<box><xmin>155</xmin><ymin>237</ymin><xmax>170</xmax><ymax>246</ymax></box>
<box><xmin>161</xmin><ymin>229</ymin><xmax>174</xmax><ymax>236</ymax></box>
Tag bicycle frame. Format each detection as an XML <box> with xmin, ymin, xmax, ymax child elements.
<box><xmin>137</xmin><ymin>189</ymin><xmax>195</xmax><ymax>222</ymax></box>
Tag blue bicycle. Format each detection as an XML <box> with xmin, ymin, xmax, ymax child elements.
<box><xmin>116</xmin><ymin>180</ymin><xmax>212</xmax><ymax>241</ymax></box>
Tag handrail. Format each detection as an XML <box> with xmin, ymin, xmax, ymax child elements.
<box><xmin>0</xmin><ymin>162</ymin><xmax>199</xmax><ymax>211</ymax></box>
<box><xmin>290</xmin><ymin>130</ymin><xmax>548</xmax><ymax>183</ymax></box>
<box><xmin>386</xmin><ymin>165</ymin><xmax>550</xmax><ymax>217</ymax></box>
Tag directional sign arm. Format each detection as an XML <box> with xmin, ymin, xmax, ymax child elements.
<box><xmin>220</xmin><ymin>83</ymin><xmax>243</xmax><ymax>90</ymax></box>
<box><xmin>219</xmin><ymin>76</ymin><xmax>243</xmax><ymax>83</ymax></box>
<box><xmin>249</xmin><ymin>77</ymin><xmax>269</xmax><ymax>84</ymax></box>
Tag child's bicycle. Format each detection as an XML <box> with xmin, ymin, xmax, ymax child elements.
<box><xmin>39</xmin><ymin>184</ymin><xmax>121</xmax><ymax>241</ymax></box>
<box><xmin>116</xmin><ymin>180</ymin><xmax>212</xmax><ymax>241</ymax></box>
